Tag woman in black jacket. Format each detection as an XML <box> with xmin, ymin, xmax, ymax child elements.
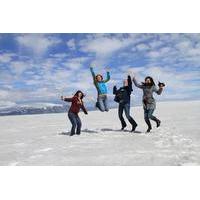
<box><xmin>113</xmin><ymin>75</ymin><xmax>137</xmax><ymax>132</ymax></box>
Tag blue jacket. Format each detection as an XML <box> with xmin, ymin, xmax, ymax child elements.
<box><xmin>90</xmin><ymin>67</ymin><xmax>110</xmax><ymax>95</ymax></box>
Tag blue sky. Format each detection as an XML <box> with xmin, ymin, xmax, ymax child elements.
<box><xmin>0</xmin><ymin>33</ymin><xmax>200</xmax><ymax>109</ymax></box>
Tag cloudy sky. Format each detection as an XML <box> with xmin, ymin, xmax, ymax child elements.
<box><xmin>0</xmin><ymin>33</ymin><xmax>200</xmax><ymax>109</ymax></box>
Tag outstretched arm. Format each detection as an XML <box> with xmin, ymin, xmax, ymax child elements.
<box><xmin>61</xmin><ymin>96</ymin><xmax>73</xmax><ymax>102</ymax></box>
<box><xmin>132</xmin><ymin>77</ymin><xmax>144</xmax><ymax>89</ymax></box>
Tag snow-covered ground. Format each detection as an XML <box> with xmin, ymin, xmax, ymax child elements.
<box><xmin>0</xmin><ymin>100</ymin><xmax>200</xmax><ymax>166</ymax></box>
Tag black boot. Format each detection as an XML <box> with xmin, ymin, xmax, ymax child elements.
<box><xmin>151</xmin><ymin>116</ymin><xmax>161</xmax><ymax>128</ymax></box>
<box><xmin>145</xmin><ymin>118</ymin><xmax>152</xmax><ymax>133</ymax></box>
<box><xmin>128</xmin><ymin>117</ymin><xmax>138</xmax><ymax>132</ymax></box>
<box><xmin>156</xmin><ymin>119</ymin><xmax>161</xmax><ymax>127</ymax></box>
<box><xmin>131</xmin><ymin>124</ymin><xmax>137</xmax><ymax>132</ymax></box>
<box><xmin>121</xmin><ymin>125</ymin><xmax>127</xmax><ymax>130</ymax></box>
<box><xmin>146</xmin><ymin>127</ymin><xmax>152</xmax><ymax>133</ymax></box>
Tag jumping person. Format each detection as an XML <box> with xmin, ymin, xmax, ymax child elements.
<box><xmin>90</xmin><ymin>66</ymin><xmax>110</xmax><ymax>112</ymax></box>
<box><xmin>113</xmin><ymin>75</ymin><xmax>137</xmax><ymax>132</ymax></box>
<box><xmin>132</xmin><ymin>75</ymin><xmax>165</xmax><ymax>133</ymax></box>
<box><xmin>61</xmin><ymin>91</ymin><xmax>88</xmax><ymax>136</ymax></box>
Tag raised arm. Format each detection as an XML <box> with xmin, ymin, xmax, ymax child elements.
<box><xmin>103</xmin><ymin>71</ymin><xmax>110</xmax><ymax>83</ymax></box>
<box><xmin>113</xmin><ymin>86</ymin><xmax>118</xmax><ymax>95</ymax></box>
<box><xmin>127</xmin><ymin>75</ymin><xmax>133</xmax><ymax>92</ymax></box>
<box><xmin>132</xmin><ymin>77</ymin><xmax>144</xmax><ymax>89</ymax></box>
<box><xmin>90</xmin><ymin>67</ymin><xmax>96</xmax><ymax>82</ymax></box>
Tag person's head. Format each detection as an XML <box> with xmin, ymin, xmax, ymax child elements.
<box><xmin>123</xmin><ymin>79</ymin><xmax>128</xmax><ymax>87</ymax></box>
<box><xmin>144</xmin><ymin>76</ymin><xmax>155</xmax><ymax>86</ymax></box>
<box><xmin>74</xmin><ymin>90</ymin><xmax>85</xmax><ymax>99</ymax></box>
<box><xmin>95</xmin><ymin>74</ymin><xmax>103</xmax><ymax>82</ymax></box>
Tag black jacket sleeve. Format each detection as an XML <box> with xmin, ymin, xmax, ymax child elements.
<box><xmin>113</xmin><ymin>86</ymin><xmax>118</xmax><ymax>95</ymax></box>
<box><xmin>127</xmin><ymin>75</ymin><xmax>133</xmax><ymax>94</ymax></box>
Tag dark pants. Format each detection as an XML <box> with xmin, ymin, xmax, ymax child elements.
<box><xmin>144</xmin><ymin>109</ymin><xmax>159</xmax><ymax>129</ymax></box>
<box><xmin>68</xmin><ymin>112</ymin><xmax>82</xmax><ymax>136</ymax></box>
<box><xmin>118</xmin><ymin>103</ymin><xmax>137</xmax><ymax>128</ymax></box>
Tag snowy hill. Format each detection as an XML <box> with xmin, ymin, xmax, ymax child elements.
<box><xmin>0</xmin><ymin>103</ymin><xmax>67</xmax><ymax>116</ymax></box>
<box><xmin>0</xmin><ymin>100</ymin><xmax>200</xmax><ymax>166</ymax></box>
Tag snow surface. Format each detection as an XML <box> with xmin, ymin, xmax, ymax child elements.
<box><xmin>0</xmin><ymin>100</ymin><xmax>200</xmax><ymax>166</ymax></box>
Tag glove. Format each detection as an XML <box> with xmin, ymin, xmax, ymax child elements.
<box><xmin>158</xmin><ymin>82</ymin><xmax>165</xmax><ymax>87</ymax></box>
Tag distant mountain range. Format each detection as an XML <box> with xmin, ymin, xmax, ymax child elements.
<box><xmin>0</xmin><ymin>103</ymin><xmax>69</xmax><ymax>116</ymax></box>
<box><xmin>0</xmin><ymin>102</ymin><xmax>118</xmax><ymax>116</ymax></box>
<box><xmin>0</xmin><ymin>98</ymin><xmax>128</xmax><ymax>116</ymax></box>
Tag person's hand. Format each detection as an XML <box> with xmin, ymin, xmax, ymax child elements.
<box><xmin>158</xmin><ymin>82</ymin><xmax>165</xmax><ymax>88</ymax></box>
<box><xmin>127</xmin><ymin>69</ymin><xmax>135</xmax><ymax>78</ymax></box>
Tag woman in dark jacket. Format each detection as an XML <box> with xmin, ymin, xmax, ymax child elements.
<box><xmin>61</xmin><ymin>91</ymin><xmax>88</xmax><ymax>136</ymax></box>
<box><xmin>132</xmin><ymin>76</ymin><xmax>165</xmax><ymax>133</ymax></box>
<box><xmin>113</xmin><ymin>75</ymin><xmax>137</xmax><ymax>132</ymax></box>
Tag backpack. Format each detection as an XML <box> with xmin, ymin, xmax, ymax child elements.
<box><xmin>114</xmin><ymin>88</ymin><xmax>125</xmax><ymax>103</ymax></box>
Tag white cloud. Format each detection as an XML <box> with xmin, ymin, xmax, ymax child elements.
<box><xmin>0</xmin><ymin>101</ymin><xmax>17</xmax><ymax>109</ymax></box>
<box><xmin>16</xmin><ymin>34</ymin><xmax>61</xmax><ymax>55</ymax></box>
<box><xmin>62</xmin><ymin>57</ymin><xmax>89</xmax><ymax>70</ymax></box>
<box><xmin>79</xmin><ymin>35</ymin><xmax>134</xmax><ymax>56</ymax></box>
<box><xmin>66</xmin><ymin>39</ymin><xmax>76</xmax><ymax>50</ymax></box>
<box><xmin>0</xmin><ymin>53</ymin><xmax>15</xmax><ymax>63</ymax></box>
<box><xmin>136</xmin><ymin>43</ymin><xmax>150</xmax><ymax>51</ymax></box>
<box><xmin>10</xmin><ymin>60</ymin><xmax>30</xmax><ymax>75</ymax></box>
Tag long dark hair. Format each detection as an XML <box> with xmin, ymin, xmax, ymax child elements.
<box><xmin>142</xmin><ymin>76</ymin><xmax>155</xmax><ymax>87</ymax></box>
<box><xmin>95</xmin><ymin>74</ymin><xmax>103</xmax><ymax>81</ymax></box>
<box><xmin>74</xmin><ymin>90</ymin><xmax>85</xmax><ymax>99</ymax></box>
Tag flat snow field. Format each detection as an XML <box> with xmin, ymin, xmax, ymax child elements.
<box><xmin>0</xmin><ymin>100</ymin><xmax>200</xmax><ymax>166</ymax></box>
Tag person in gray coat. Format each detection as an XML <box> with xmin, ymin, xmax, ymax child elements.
<box><xmin>132</xmin><ymin>75</ymin><xmax>165</xmax><ymax>133</ymax></box>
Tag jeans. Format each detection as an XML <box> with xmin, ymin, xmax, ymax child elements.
<box><xmin>97</xmin><ymin>95</ymin><xmax>109</xmax><ymax>112</ymax></box>
<box><xmin>144</xmin><ymin>108</ymin><xmax>159</xmax><ymax>129</ymax></box>
<box><xmin>118</xmin><ymin>103</ymin><xmax>137</xmax><ymax>128</ymax></box>
<box><xmin>68</xmin><ymin>112</ymin><xmax>82</xmax><ymax>136</ymax></box>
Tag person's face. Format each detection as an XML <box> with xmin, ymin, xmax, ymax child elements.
<box><xmin>145</xmin><ymin>78</ymin><xmax>151</xmax><ymax>85</ymax></box>
<box><xmin>77</xmin><ymin>92</ymin><xmax>83</xmax><ymax>98</ymax></box>
<box><xmin>96</xmin><ymin>75</ymin><xmax>102</xmax><ymax>82</ymax></box>
<box><xmin>123</xmin><ymin>79</ymin><xmax>128</xmax><ymax>86</ymax></box>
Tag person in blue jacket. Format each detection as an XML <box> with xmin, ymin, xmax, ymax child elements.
<box><xmin>90</xmin><ymin>66</ymin><xmax>110</xmax><ymax>112</ymax></box>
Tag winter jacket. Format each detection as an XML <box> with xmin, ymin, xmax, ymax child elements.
<box><xmin>132</xmin><ymin>77</ymin><xmax>163</xmax><ymax>110</ymax></box>
<box><xmin>113</xmin><ymin>75</ymin><xmax>133</xmax><ymax>104</ymax></box>
<box><xmin>64</xmin><ymin>96</ymin><xmax>88</xmax><ymax>115</ymax></box>
<box><xmin>90</xmin><ymin>67</ymin><xmax>110</xmax><ymax>95</ymax></box>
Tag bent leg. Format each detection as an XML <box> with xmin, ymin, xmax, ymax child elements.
<box><xmin>97</xmin><ymin>96</ymin><xmax>105</xmax><ymax>112</ymax></box>
<box><xmin>103</xmin><ymin>95</ymin><xmax>109</xmax><ymax>112</ymax></box>
<box><xmin>68</xmin><ymin>112</ymin><xmax>77</xmax><ymax>136</ymax></box>
<box><xmin>144</xmin><ymin>109</ymin><xmax>152</xmax><ymax>132</ymax></box>
<box><xmin>148</xmin><ymin>109</ymin><xmax>161</xmax><ymax>127</ymax></box>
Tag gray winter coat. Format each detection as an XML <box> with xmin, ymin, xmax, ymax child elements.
<box><xmin>132</xmin><ymin>77</ymin><xmax>163</xmax><ymax>110</ymax></box>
